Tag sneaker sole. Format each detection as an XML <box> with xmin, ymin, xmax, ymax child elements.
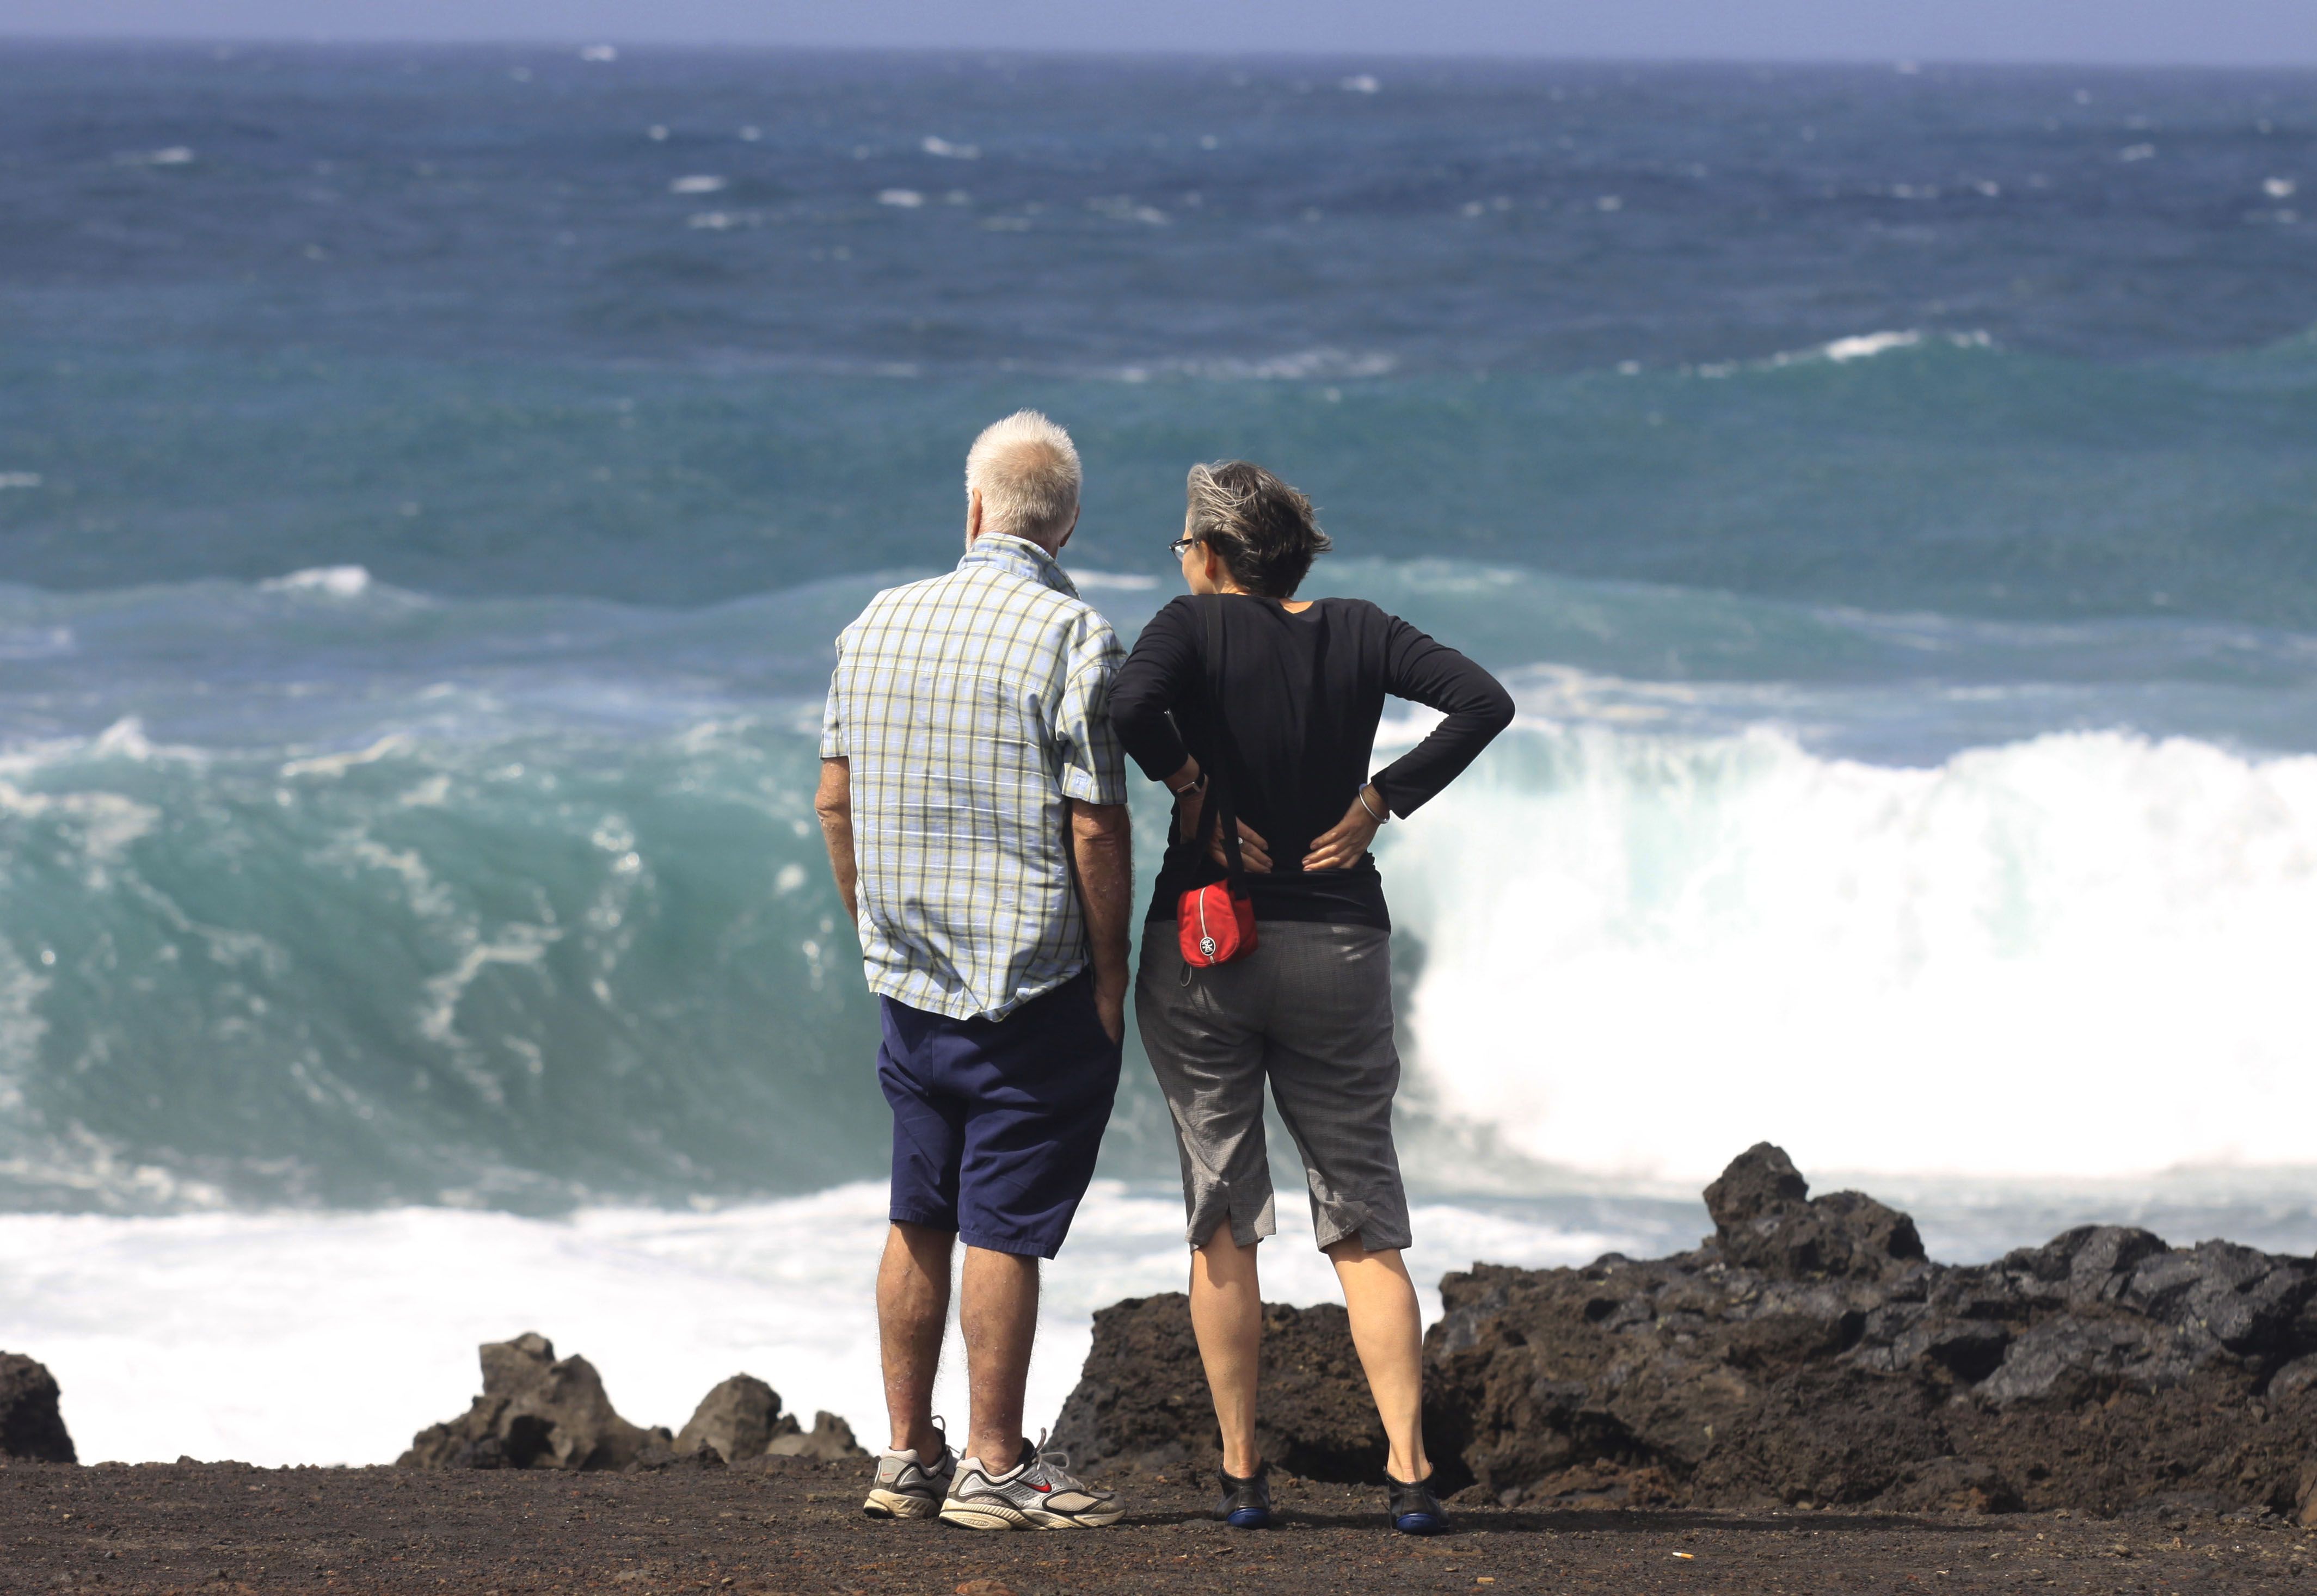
<box><xmin>862</xmin><ymin>1488</ymin><xmax>943</xmax><ymax>1520</ymax></box>
<box><xmin>939</xmin><ymin>1499</ymin><xmax>1123</xmax><ymax>1531</ymax></box>
<box><xmin>1025</xmin><ymin>1503</ymin><xmax>1123</xmax><ymax>1530</ymax></box>
<box><xmin>939</xmin><ymin>1500</ymin><xmax>1032</xmax><ymax>1531</ymax></box>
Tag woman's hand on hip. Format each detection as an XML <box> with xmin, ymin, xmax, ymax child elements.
<box><xmin>1175</xmin><ymin>786</ymin><xmax>1272</xmax><ymax>873</ymax></box>
<box><xmin>1219</xmin><ymin>820</ymin><xmax>1273</xmax><ymax>873</ymax></box>
<box><xmin>1303</xmin><ymin>786</ymin><xmax>1385</xmax><ymax>871</ymax></box>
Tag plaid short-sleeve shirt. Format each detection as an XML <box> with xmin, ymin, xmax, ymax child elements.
<box><xmin>821</xmin><ymin>533</ymin><xmax>1129</xmax><ymax>1021</ymax></box>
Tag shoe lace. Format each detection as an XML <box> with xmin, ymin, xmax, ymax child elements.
<box><xmin>1027</xmin><ymin>1429</ymin><xmax>1085</xmax><ymax>1489</ymax></box>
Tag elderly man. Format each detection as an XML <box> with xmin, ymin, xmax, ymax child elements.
<box><xmin>815</xmin><ymin>411</ymin><xmax>1132</xmax><ymax>1531</ymax></box>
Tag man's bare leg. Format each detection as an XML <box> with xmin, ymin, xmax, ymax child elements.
<box><xmin>877</xmin><ymin>1222</ymin><xmax>952</xmax><ymax>1459</ymax></box>
<box><xmin>959</xmin><ymin>1245</ymin><xmax>1040</xmax><ymax>1471</ymax></box>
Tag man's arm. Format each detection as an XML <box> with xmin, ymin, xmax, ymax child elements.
<box><xmin>1067</xmin><ymin>798</ymin><xmax>1133</xmax><ymax>1045</ymax></box>
<box><xmin>815</xmin><ymin>757</ymin><xmax>859</xmax><ymax>925</ymax></box>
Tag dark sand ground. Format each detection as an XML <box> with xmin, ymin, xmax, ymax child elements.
<box><xmin>5</xmin><ymin>1457</ymin><xmax>2312</xmax><ymax>1595</ymax></box>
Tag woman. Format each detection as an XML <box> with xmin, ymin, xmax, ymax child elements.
<box><xmin>1108</xmin><ymin>461</ymin><xmax>1514</xmax><ymax>1535</ymax></box>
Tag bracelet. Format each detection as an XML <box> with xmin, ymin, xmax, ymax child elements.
<box><xmin>1357</xmin><ymin>786</ymin><xmax>1387</xmax><ymax>824</ymax></box>
<box><xmin>1168</xmin><ymin>772</ymin><xmax>1207</xmax><ymax>798</ymax></box>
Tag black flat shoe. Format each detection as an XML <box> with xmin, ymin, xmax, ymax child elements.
<box><xmin>1387</xmin><ymin>1472</ymin><xmax>1450</xmax><ymax>1535</ymax></box>
<box><xmin>1217</xmin><ymin>1462</ymin><xmax>1273</xmax><ymax>1529</ymax></box>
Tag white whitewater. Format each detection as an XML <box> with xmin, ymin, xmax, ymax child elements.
<box><xmin>1387</xmin><ymin>720</ymin><xmax>2317</xmax><ymax>1184</ymax></box>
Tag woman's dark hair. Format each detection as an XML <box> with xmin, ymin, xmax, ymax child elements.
<box><xmin>1185</xmin><ymin>460</ymin><xmax>1332</xmax><ymax>599</ymax></box>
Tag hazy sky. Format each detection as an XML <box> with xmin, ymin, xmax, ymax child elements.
<box><xmin>4</xmin><ymin>0</ymin><xmax>2317</xmax><ymax>67</ymax></box>
<box><xmin>2</xmin><ymin>0</ymin><xmax>2315</xmax><ymax>67</ymax></box>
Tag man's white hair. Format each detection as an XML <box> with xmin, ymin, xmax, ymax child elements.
<box><xmin>965</xmin><ymin>410</ymin><xmax>1081</xmax><ymax>546</ymax></box>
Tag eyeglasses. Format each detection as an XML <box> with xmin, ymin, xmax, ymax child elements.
<box><xmin>1167</xmin><ymin>535</ymin><xmax>1197</xmax><ymax>558</ymax></box>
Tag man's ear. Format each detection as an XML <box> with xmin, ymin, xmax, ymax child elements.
<box><xmin>966</xmin><ymin>488</ymin><xmax>984</xmax><ymax>544</ymax></box>
<box><xmin>1054</xmin><ymin>503</ymin><xmax>1082</xmax><ymax>551</ymax></box>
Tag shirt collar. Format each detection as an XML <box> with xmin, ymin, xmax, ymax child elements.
<box><xmin>959</xmin><ymin>532</ymin><xmax>1079</xmax><ymax>598</ymax></box>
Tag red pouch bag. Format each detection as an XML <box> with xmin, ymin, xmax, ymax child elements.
<box><xmin>1179</xmin><ymin>877</ymin><xmax>1257</xmax><ymax>966</ymax></box>
<box><xmin>1176</xmin><ymin>594</ymin><xmax>1259</xmax><ymax>968</ymax></box>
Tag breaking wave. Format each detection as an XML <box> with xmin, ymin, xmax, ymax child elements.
<box><xmin>1390</xmin><ymin>723</ymin><xmax>2317</xmax><ymax>1187</ymax></box>
<box><xmin>4</xmin><ymin>563</ymin><xmax>2315</xmax><ymax>1211</ymax></box>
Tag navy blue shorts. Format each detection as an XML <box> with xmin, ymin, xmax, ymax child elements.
<box><xmin>877</xmin><ymin>970</ymin><xmax>1122</xmax><ymax>1259</ymax></box>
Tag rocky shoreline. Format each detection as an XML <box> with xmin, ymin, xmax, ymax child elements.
<box><xmin>7</xmin><ymin>1143</ymin><xmax>2316</xmax><ymax>1596</ymax></box>
<box><xmin>1055</xmin><ymin>1145</ymin><xmax>2317</xmax><ymax>1524</ymax></box>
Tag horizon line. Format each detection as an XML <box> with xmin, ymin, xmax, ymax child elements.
<box><xmin>4</xmin><ymin>32</ymin><xmax>2317</xmax><ymax>73</ymax></box>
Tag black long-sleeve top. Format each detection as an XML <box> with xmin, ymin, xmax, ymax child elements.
<box><xmin>1109</xmin><ymin>594</ymin><xmax>1516</xmax><ymax>928</ymax></box>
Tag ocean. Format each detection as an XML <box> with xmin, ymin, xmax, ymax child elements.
<box><xmin>2</xmin><ymin>42</ymin><xmax>2315</xmax><ymax>1465</ymax></box>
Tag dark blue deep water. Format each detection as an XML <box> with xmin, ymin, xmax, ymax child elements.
<box><xmin>5</xmin><ymin>45</ymin><xmax>2315</xmax><ymax>615</ymax></box>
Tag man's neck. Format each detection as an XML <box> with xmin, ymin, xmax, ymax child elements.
<box><xmin>971</xmin><ymin>531</ymin><xmax>1058</xmax><ymax>557</ymax></box>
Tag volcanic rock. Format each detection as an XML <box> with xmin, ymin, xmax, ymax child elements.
<box><xmin>764</xmin><ymin>1411</ymin><xmax>868</xmax><ymax>1461</ymax></box>
<box><xmin>398</xmin><ymin>1333</ymin><xmax>660</xmax><ymax>1470</ymax></box>
<box><xmin>672</xmin><ymin>1373</ymin><xmax>801</xmax><ymax>1462</ymax></box>
<box><xmin>1428</xmin><ymin>1144</ymin><xmax>2317</xmax><ymax>1515</ymax></box>
<box><xmin>0</xmin><ymin>1352</ymin><xmax>76</xmax><ymax>1463</ymax></box>
<box><xmin>1053</xmin><ymin>1145</ymin><xmax>2317</xmax><ymax>1517</ymax></box>
<box><xmin>1703</xmin><ymin>1140</ymin><xmax>1926</xmax><ymax>1281</ymax></box>
<box><xmin>1050</xmin><ymin>1295</ymin><xmax>1387</xmax><ymax>1479</ymax></box>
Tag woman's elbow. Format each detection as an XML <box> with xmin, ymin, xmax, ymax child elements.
<box><xmin>1479</xmin><ymin>681</ymin><xmax>1516</xmax><ymax>735</ymax></box>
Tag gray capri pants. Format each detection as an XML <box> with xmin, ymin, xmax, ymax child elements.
<box><xmin>1135</xmin><ymin>920</ymin><xmax>1413</xmax><ymax>1254</ymax></box>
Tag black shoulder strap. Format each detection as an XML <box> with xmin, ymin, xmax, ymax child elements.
<box><xmin>1199</xmin><ymin>594</ymin><xmax>1247</xmax><ymax>885</ymax></box>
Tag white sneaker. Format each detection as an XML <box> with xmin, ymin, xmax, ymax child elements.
<box><xmin>861</xmin><ymin>1420</ymin><xmax>957</xmax><ymax>1519</ymax></box>
<box><xmin>939</xmin><ymin>1432</ymin><xmax>1122</xmax><ymax>1530</ymax></box>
